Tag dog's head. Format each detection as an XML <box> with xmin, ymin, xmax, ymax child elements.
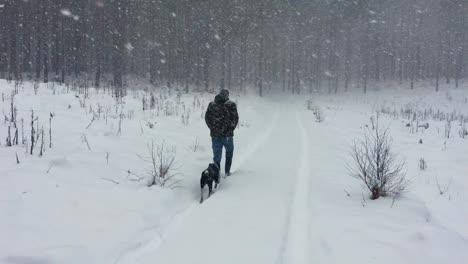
<box><xmin>201</xmin><ymin>163</ymin><xmax>219</xmax><ymax>182</ymax></box>
<box><xmin>201</xmin><ymin>163</ymin><xmax>219</xmax><ymax>188</ymax></box>
<box><xmin>208</xmin><ymin>163</ymin><xmax>219</xmax><ymax>173</ymax></box>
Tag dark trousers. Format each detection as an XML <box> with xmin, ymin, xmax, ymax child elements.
<box><xmin>212</xmin><ymin>137</ymin><xmax>234</xmax><ymax>174</ymax></box>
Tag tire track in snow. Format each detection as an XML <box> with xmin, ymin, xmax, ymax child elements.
<box><xmin>113</xmin><ymin>205</ymin><xmax>195</xmax><ymax>264</ymax></box>
<box><xmin>113</xmin><ymin>105</ymin><xmax>280</xmax><ymax>264</ymax></box>
<box><xmin>231</xmin><ymin>105</ymin><xmax>280</xmax><ymax>172</ymax></box>
<box><xmin>278</xmin><ymin>111</ymin><xmax>311</xmax><ymax>264</ymax></box>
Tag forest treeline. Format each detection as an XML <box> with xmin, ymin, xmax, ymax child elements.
<box><xmin>0</xmin><ymin>0</ymin><xmax>467</xmax><ymax>96</ymax></box>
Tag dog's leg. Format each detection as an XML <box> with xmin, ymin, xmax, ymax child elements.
<box><xmin>214</xmin><ymin>176</ymin><xmax>220</xmax><ymax>190</ymax></box>
<box><xmin>208</xmin><ymin>182</ymin><xmax>213</xmax><ymax>198</ymax></box>
<box><xmin>200</xmin><ymin>188</ymin><xmax>204</xmax><ymax>203</ymax></box>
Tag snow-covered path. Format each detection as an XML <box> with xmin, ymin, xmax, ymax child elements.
<box><xmin>3</xmin><ymin>81</ymin><xmax>468</xmax><ymax>264</ymax></box>
<box><xmin>117</xmin><ymin>99</ymin><xmax>313</xmax><ymax>264</ymax></box>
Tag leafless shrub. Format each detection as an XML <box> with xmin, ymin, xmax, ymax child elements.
<box><xmin>146</xmin><ymin>121</ymin><xmax>155</xmax><ymax>129</ymax></box>
<box><xmin>5</xmin><ymin>94</ymin><xmax>18</xmax><ymax>147</ymax></box>
<box><xmin>307</xmin><ymin>99</ymin><xmax>324</xmax><ymax>123</ymax></box>
<box><xmin>118</xmin><ymin>109</ymin><xmax>124</xmax><ymax>135</ymax></box>
<box><xmin>314</xmin><ymin>107</ymin><xmax>324</xmax><ymax>123</ymax></box>
<box><xmin>78</xmin><ymin>97</ymin><xmax>86</xmax><ymax>108</ymax></box>
<box><xmin>142</xmin><ymin>95</ymin><xmax>148</xmax><ymax>111</ymax></box>
<box><xmin>419</xmin><ymin>158</ymin><xmax>427</xmax><ymax>171</ymax></box>
<box><xmin>36</xmin><ymin>115</ymin><xmax>40</xmax><ymax>142</ymax></box>
<box><xmin>96</xmin><ymin>104</ymin><xmax>103</xmax><ymax>119</ymax></box>
<box><xmin>49</xmin><ymin>113</ymin><xmax>54</xmax><ymax>148</ymax></box>
<box><xmin>30</xmin><ymin>110</ymin><xmax>35</xmax><ymax>155</ymax></box>
<box><xmin>101</xmin><ymin>178</ymin><xmax>119</xmax><ymax>185</ymax></box>
<box><xmin>361</xmin><ymin>192</ymin><xmax>366</xmax><ymax>207</ymax></box>
<box><xmin>370</xmin><ymin>116</ymin><xmax>376</xmax><ymax>130</ymax></box>
<box><xmin>460</xmin><ymin>120</ymin><xmax>467</xmax><ymax>139</ymax></box>
<box><xmin>435</xmin><ymin>175</ymin><xmax>452</xmax><ymax>196</ymax></box>
<box><xmin>181</xmin><ymin>109</ymin><xmax>190</xmax><ymax>126</ymax></box>
<box><xmin>444</xmin><ymin>120</ymin><xmax>452</xmax><ymax>138</ymax></box>
<box><xmin>193</xmin><ymin>96</ymin><xmax>202</xmax><ymax>110</ymax></box>
<box><xmin>21</xmin><ymin>118</ymin><xmax>25</xmax><ymax>145</ymax></box>
<box><xmin>127</xmin><ymin>169</ymin><xmax>144</xmax><ymax>181</ymax></box>
<box><xmin>39</xmin><ymin>127</ymin><xmax>45</xmax><ymax>157</ymax></box>
<box><xmin>86</xmin><ymin>114</ymin><xmax>96</xmax><ymax>129</ymax></box>
<box><xmin>349</xmin><ymin>125</ymin><xmax>409</xmax><ymax>200</ymax></box>
<box><xmin>344</xmin><ymin>189</ymin><xmax>351</xmax><ymax>198</ymax></box>
<box><xmin>307</xmin><ymin>99</ymin><xmax>314</xmax><ymax>111</ymax></box>
<box><xmin>139</xmin><ymin>141</ymin><xmax>181</xmax><ymax>188</ymax></box>
<box><xmin>2</xmin><ymin>110</ymin><xmax>8</xmax><ymax>124</ymax></box>
<box><xmin>127</xmin><ymin>109</ymin><xmax>135</xmax><ymax>120</ymax></box>
<box><xmin>150</xmin><ymin>92</ymin><xmax>156</xmax><ymax>110</ymax></box>
<box><xmin>417</xmin><ymin>122</ymin><xmax>429</xmax><ymax>130</ymax></box>
<box><xmin>6</xmin><ymin>126</ymin><xmax>12</xmax><ymax>146</ymax></box>
<box><xmin>191</xmin><ymin>137</ymin><xmax>200</xmax><ymax>152</ymax></box>
<box><xmin>81</xmin><ymin>133</ymin><xmax>91</xmax><ymax>150</ymax></box>
<box><xmin>164</xmin><ymin>101</ymin><xmax>177</xmax><ymax>116</ymax></box>
<box><xmin>33</xmin><ymin>81</ymin><xmax>39</xmax><ymax>95</ymax></box>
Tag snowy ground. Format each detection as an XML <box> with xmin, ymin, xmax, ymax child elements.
<box><xmin>1</xmin><ymin>79</ymin><xmax>467</xmax><ymax>264</ymax></box>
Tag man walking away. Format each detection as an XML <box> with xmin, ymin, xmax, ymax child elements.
<box><xmin>205</xmin><ymin>89</ymin><xmax>239</xmax><ymax>176</ymax></box>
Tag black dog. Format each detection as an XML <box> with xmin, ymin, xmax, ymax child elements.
<box><xmin>200</xmin><ymin>163</ymin><xmax>220</xmax><ymax>203</ymax></box>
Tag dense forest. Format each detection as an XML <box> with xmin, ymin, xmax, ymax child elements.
<box><xmin>0</xmin><ymin>0</ymin><xmax>467</xmax><ymax>96</ymax></box>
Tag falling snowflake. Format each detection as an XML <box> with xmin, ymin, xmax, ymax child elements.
<box><xmin>0</xmin><ymin>4</ymin><xmax>4</xmax><ymax>8</ymax></box>
<box><xmin>215</xmin><ymin>34</ymin><xmax>221</xmax><ymax>41</ymax></box>
<box><xmin>61</xmin><ymin>9</ymin><xmax>72</xmax><ymax>17</ymax></box>
<box><xmin>370</xmin><ymin>20</ymin><xmax>378</xmax><ymax>24</ymax></box>
<box><xmin>160</xmin><ymin>59</ymin><xmax>166</xmax><ymax>64</ymax></box>
<box><xmin>73</xmin><ymin>15</ymin><xmax>80</xmax><ymax>21</ymax></box>
<box><xmin>125</xmin><ymin>43</ymin><xmax>134</xmax><ymax>52</ymax></box>
<box><xmin>171</xmin><ymin>12</ymin><xmax>176</xmax><ymax>17</ymax></box>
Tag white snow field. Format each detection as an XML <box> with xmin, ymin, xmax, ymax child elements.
<box><xmin>1</xmin><ymin>80</ymin><xmax>467</xmax><ymax>264</ymax></box>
